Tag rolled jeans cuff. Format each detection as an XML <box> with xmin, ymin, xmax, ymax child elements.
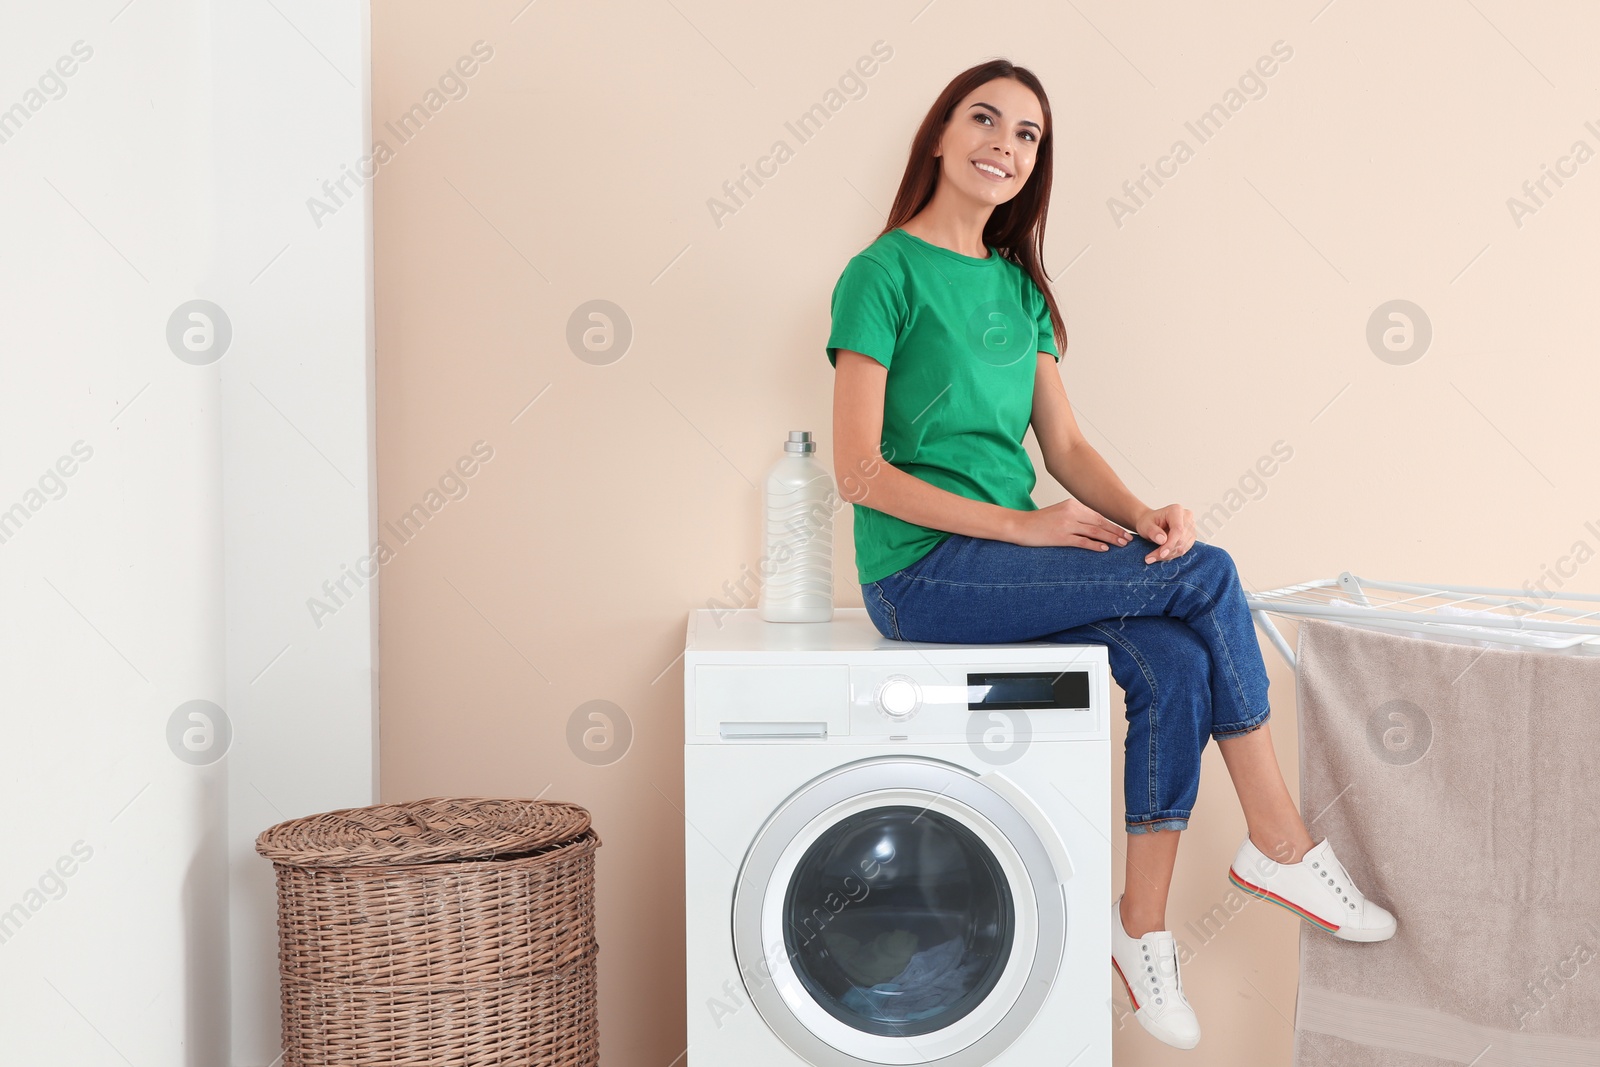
<box><xmin>1212</xmin><ymin>707</ymin><xmax>1271</xmax><ymax>741</ymax></box>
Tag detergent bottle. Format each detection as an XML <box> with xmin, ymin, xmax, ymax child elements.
<box><xmin>759</xmin><ymin>431</ymin><xmax>835</xmax><ymax>622</ymax></box>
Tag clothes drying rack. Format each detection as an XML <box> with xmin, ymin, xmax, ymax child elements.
<box><xmin>1245</xmin><ymin>572</ymin><xmax>1600</xmax><ymax>672</ymax></box>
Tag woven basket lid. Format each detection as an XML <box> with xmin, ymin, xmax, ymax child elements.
<box><xmin>254</xmin><ymin>796</ymin><xmax>592</xmax><ymax>867</ymax></box>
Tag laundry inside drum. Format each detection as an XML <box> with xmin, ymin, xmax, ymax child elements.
<box><xmin>781</xmin><ymin>805</ymin><xmax>1015</xmax><ymax>1037</ymax></box>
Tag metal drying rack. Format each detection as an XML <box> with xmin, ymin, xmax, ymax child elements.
<box><xmin>1244</xmin><ymin>572</ymin><xmax>1600</xmax><ymax>672</ymax></box>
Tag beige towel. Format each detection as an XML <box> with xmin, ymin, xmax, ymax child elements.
<box><xmin>1292</xmin><ymin>618</ymin><xmax>1600</xmax><ymax>1066</ymax></box>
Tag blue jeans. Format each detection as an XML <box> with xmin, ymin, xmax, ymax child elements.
<box><xmin>861</xmin><ymin>533</ymin><xmax>1271</xmax><ymax>835</ymax></box>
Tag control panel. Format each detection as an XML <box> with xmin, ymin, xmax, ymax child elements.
<box><xmin>851</xmin><ymin>661</ymin><xmax>1103</xmax><ymax>741</ymax></box>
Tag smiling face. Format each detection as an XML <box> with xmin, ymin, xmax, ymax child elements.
<box><xmin>933</xmin><ymin>77</ymin><xmax>1045</xmax><ymax>204</ymax></box>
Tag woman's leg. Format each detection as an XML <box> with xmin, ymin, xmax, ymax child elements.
<box><xmin>1046</xmin><ymin>615</ymin><xmax>1216</xmax><ymax>937</ymax></box>
<box><xmin>1123</xmin><ymin>830</ymin><xmax>1181</xmax><ymax>937</ymax></box>
<box><xmin>1217</xmin><ymin>722</ymin><xmax>1314</xmax><ymax>864</ymax></box>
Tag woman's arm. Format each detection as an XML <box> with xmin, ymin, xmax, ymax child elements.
<box><xmin>833</xmin><ymin>349</ymin><xmax>1021</xmax><ymax>541</ymax></box>
<box><xmin>1028</xmin><ymin>352</ymin><xmax>1151</xmax><ymax>532</ymax></box>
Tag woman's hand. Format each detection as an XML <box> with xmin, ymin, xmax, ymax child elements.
<box><xmin>1011</xmin><ymin>499</ymin><xmax>1133</xmax><ymax>551</ymax></box>
<box><xmin>1134</xmin><ymin>504</ymin><xmax>1196</xmax><ymax>564</ymax></box>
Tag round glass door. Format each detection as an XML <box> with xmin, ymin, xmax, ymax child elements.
<box><xmin>782</xmin><ymin>806</ymin><xmax>1014</xmax><ymax>1037</ymax></box>
<box><xmin>732</xmin><ymin>758</ymin><xmax>1066</xmax><ymax>1067</ymax></box>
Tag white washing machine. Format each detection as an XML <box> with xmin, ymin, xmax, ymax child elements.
<box><xmin>683</xmin><ymin>608</ymin><xmax>1112</xmax><ymax>1067</ymax></box>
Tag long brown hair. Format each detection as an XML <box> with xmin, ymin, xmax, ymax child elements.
<box><xmin>880</xmin><ymin>59</ymin><xmax>1066</xmax><ymax>354</ymax></box>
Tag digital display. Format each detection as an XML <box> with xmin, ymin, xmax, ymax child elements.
<box><xmin>967</xmin><ymin>670</ymin><xmax>1089</xmax><ymax>711</ymax></box>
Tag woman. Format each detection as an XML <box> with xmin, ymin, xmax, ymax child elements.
<box><xmin>825</xmin><ymin>59</ymin><xmax>1397</xmax><ymax>1051</ymax></box>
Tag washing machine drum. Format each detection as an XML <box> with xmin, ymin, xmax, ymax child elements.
<box><xmin>732</xmin><ymin>758</ymin><xmax>1068</xmax><ymax>1067</ymax></box>
<box><xmin>783</xmin><ymin>805</ymin><xmax>1014</xmax><ymax>1036</ymax></box>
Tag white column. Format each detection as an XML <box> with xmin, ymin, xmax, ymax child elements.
<box><xmin>0</xmin><ymin>3</ymin><xmax>376</xmax><ymax>1064</ymax></box>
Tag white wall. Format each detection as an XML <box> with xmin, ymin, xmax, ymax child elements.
<box><xmin>0</xmin><ymin>3</ymin><xmax>375</xmax><ymax>1065</ymax></box>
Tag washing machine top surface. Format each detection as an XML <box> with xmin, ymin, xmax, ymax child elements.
<box><xmin>686</xmin><ymin>608</ymin><xmax>1070</xmax><ymax>657</ymax></box>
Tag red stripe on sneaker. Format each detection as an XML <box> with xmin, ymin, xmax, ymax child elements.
<box><xmin>1111</xmin><ymin>956</ymin><xmax>1141</xmax><ymax>1010</ymax></box>
<box><xmin>1229</xmin><ymin>867</ymin><xmax>1341</xmax><ymax>933</ymax></box>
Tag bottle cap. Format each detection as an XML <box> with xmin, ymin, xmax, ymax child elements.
<box><xmin>784</xmin><ymin>430</ymin><xmax>815</xmax><ymax>455</ymax></box>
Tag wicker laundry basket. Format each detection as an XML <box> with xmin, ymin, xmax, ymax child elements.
<box><xmin>255</xmin><ymin>796</ymin><xmax>600</xmax><ymax>1066</ymax></box>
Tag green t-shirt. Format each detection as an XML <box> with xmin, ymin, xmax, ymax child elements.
<box><xmin>826</xmin><ymin>227</ymin><xmax>1060</xmax><ymax>586</ymax></box>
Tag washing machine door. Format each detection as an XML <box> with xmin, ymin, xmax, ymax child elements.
<box><xmin>731</xmin><ymin>757</ymin><xmax>1069</xmax><ymax>1067</ymax></box>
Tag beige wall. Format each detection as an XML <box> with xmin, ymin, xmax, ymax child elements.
<box><xmin>374</xmin><ymin>2</ymin><xmax>1598</xmax><ymax>1062</ymax></box>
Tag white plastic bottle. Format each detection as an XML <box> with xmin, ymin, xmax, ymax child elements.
<box><xmin>759</xmin><ymin>431</ymin><xmax>835</xmax><ymax>622</ymax></box>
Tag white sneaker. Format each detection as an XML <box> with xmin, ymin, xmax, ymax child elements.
<box><xmin>1228</xmin><ymin>836</ymin><xmax>1398</xmax><ymax>942</ymax></box>
<box><xmin>1110</xmin><ymin>894</ymin><xmax>1201</xmax><ymax>1049</ymax></box>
